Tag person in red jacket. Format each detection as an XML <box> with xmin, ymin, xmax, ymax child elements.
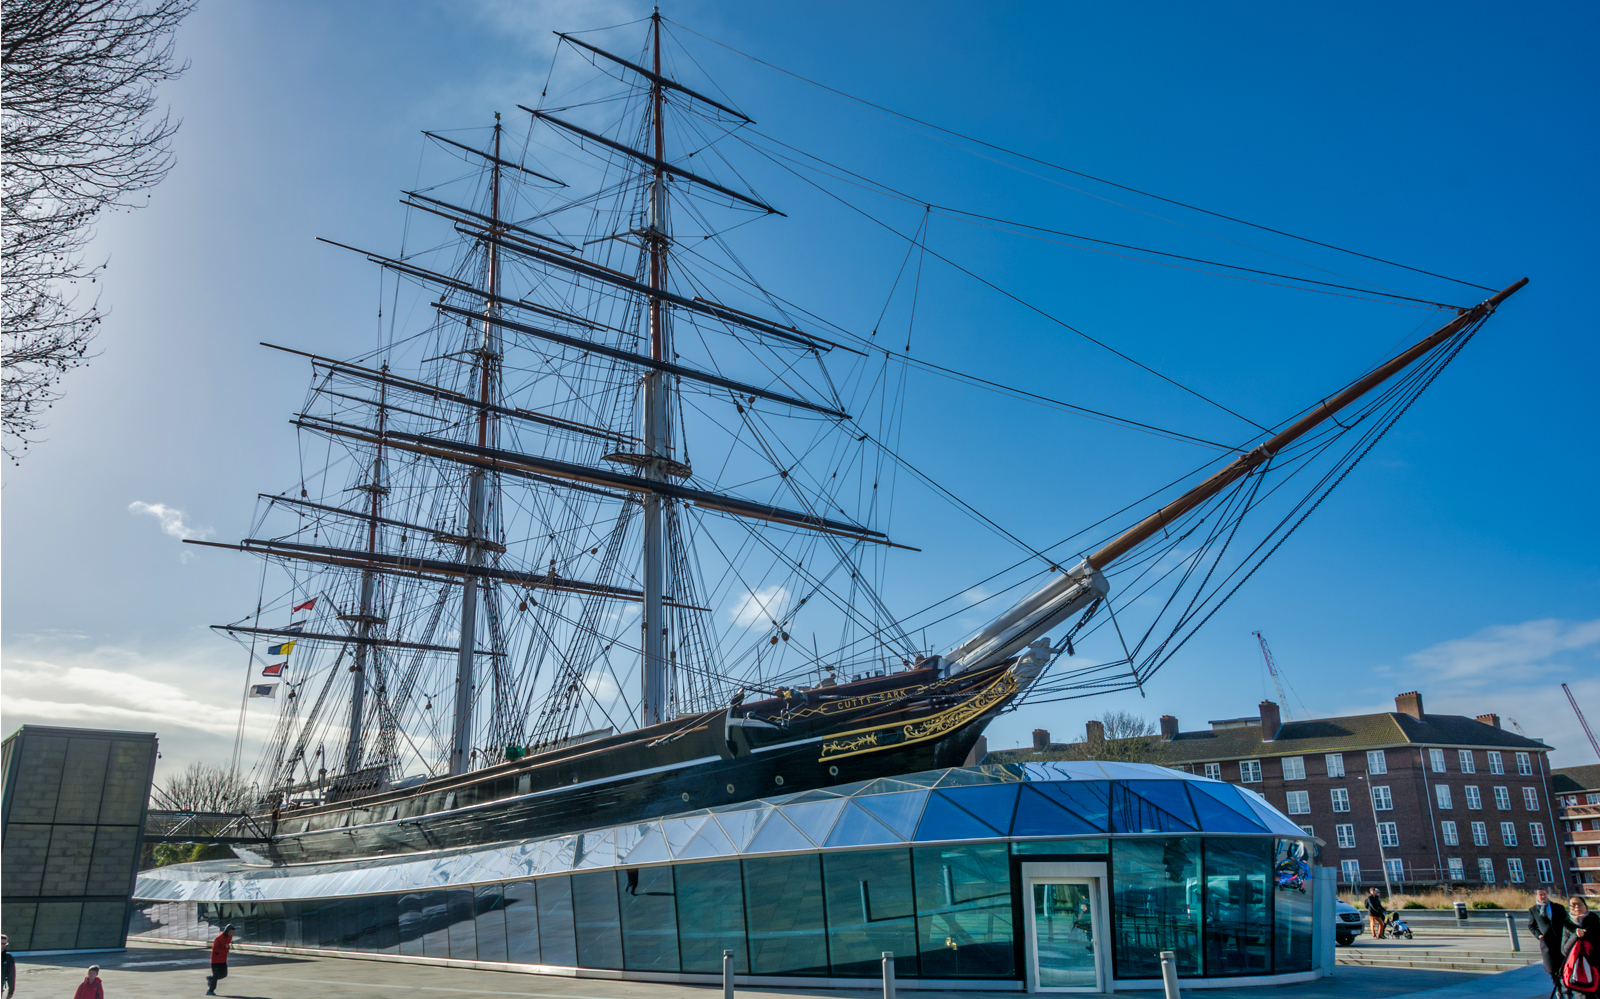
<box><xmin>72</xmin><ymin>965</ymin><xmax>103</xmax><ymax>999</ymax></box>
<box><xmin>206</xmin><ymin>925</ymin><xmax>234</xmax><ymax>995</ymax></box>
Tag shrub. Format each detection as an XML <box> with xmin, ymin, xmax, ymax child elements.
<box><xmin>1403</xmin><ymin>901</ymin><xmax>1427</xmax><ymax>909</ymax></box>
<box><xmin>1471</xmin><ymin>900</ymin><xmax>1502</xmax><ymax>909</ymax></box>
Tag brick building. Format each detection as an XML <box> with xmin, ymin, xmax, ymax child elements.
<box><xmin>994</xmin><ymin>691</ymin><xmax>1568</xmax><ymax>894</ymax></box>
<box><xmin>1554</xmin><ymin>763</ymin><xmax>1600</xmax><ymax>896</ymax></box>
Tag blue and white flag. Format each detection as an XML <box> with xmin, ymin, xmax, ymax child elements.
<box><xmin>249</xmin><ymin>683</ymin><xmax>278</xmax><ymax>698</ymax></box>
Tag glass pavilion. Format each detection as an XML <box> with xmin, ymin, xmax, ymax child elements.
<box><xmin>131</xmin><ymin>761</ymin><xmax>1331</xmax><ymax>991</ymax></box>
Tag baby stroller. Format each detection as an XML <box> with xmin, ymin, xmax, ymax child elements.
<box><xmin>1385</xmin><ymin>911</ymin><xmax>1413</xmax><ymax>940</ymax></box>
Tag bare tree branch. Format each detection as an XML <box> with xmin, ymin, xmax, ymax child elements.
<box><xmin>2</xmin><ymin>0</ymin><xmax>194</xmax><ymax>460</ymax></box>
<box><xmin>150</xmin><ymin>761</ymin><xmax>251</xmax><ymax>813</ymax></box>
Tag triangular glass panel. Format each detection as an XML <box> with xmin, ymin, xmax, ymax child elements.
<box><xmin>1012</xmin><ymin>785</ymin><xmax>1105</xmax><ymax>836</ymax></box>
<box><xmin>857</xmin><ymin>777</ymin><xmax>925</xmax><ymax>796</ymax></box>
<box><xmin>1109</xmin><ymin>780</ymin><xmax>1197</xmax><ymax>833</ymax></box>
<box><xmin>855</xmin><ymin>790</ymin><xmax>929</xmax><ymax>839</ymax></box>
<box><xmin>780</xmin><ymin>797</ymin><xmax>848</xmax><ymax>846</ymax></box>
<box><xmin>826</xmin><ymin>778</ymin><xmax>872</xmax><ymax>797</ymax></box>
<box><xmin>574</xmin><ymin>828</ymin><xmax>616</xmax><ymax>869</ymax></box>
<box><xmin>785</xmin><ymin>788</ymin><xmax>844</xmax><ymax>804</ymax></box>
<box><xmin>938</xmin><ymin>784</ymin><xmax>1021</xmax><ymax>831</ymax></box>
<box><xmin>824</xmin><ymin>800</ymin><xmax>903</xmax><ymax>847</ymax></box>
<box><xmin>1096</xmin><ymin>761</ymin><xmax>1173</xmax><ymax>780</ymax></box>
<box><xmin>914</xmin><ymin>791</ymin><xmax>1007</xmax><ymax>840</ymax></box>
<box><xmin>742</xmin><ymin>811</ymin><xmax>814</xmax><ymax>854</ymax></box>
<box><xmin>612</xmin><ymin>822</ymin><xmax>647</xmax><ymax>858</ymax></box>
<box><xmin>710</xmin><ymin>797</ymin><xmax>769</xmax><ymax>814</ymax></box>
<box><xmin>713</xmin><ymin>805</ymin><xmax>772</xmax><ymax>851</ymax></box>
<box><xmin>621</xmin><ymin>826</ymin><xmax>673</xmax><ymax>865</ymax></box>
<box><xmin>888</xmin><ymin>770</ymin><xmax>943</xmax><ymax>787</ymax></box>
<box><xmin>542</xmin><ymin>836</ymin><xmax>577</xmax><ymax>873</ymax></box>
<box><xmin>935</xmin><ymin>767</ymin><xmax>1014</xmax><ymax>787</ymax></box>
<box><xmin>660</xmin><ymin>814</ymin><xmax>709</xmax><ymax>856</ymax></box>
<box><xmin>1187</xmin><ymin>781</ymin><xmax>1268</xmax><ymax>832</ymax></box>
<box><xmin>1237</xmin><ymin>786</ymin><xmax>1309</xmax><ymax>835</ymax></box>
<box><xmin>676</xmin><ymin>815</ymin><xmax>737</xmax><ymax>860</ymax></box>
<box><xmin>1031</xmin><ymin>780</ymin><xmax>1111</xmax><ymax>832</ymax></box>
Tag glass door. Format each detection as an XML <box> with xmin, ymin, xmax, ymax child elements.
<box><xmin>1029</xmin><ymin>880</ymin><xmax>1100</xmax><ymax>991</ymax></box>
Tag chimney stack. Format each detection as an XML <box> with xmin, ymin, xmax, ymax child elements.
<box><xmin>1033</xmin><ymin>729</ymin><xmax>1051</xmax><ymax>751</ymax></box>
<box><xmin>1160</xmin><ymin>715</ymin><xmax>1179</xmax><ymax>741</ymax></box>
<box><xmin>1395</xmin><ymin>691</ymin><xmax>1425</xmax><ymax>720</ymax></box>
<box><xmin>1476</xmin><ymin>713</ymin><xmax>1501</xmax><ymax>729</ymax></box>
<box><xmin>1259</xmin><ymin>700</ymin><xmax>1281</xmax><ymax>741</ymax></box>
<box><xmin>1086</xmin><ymin>719</ymin><xmax>1106</xmax><ymax>744</ymax></box>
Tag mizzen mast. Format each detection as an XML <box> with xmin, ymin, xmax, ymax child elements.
<box><xmin>640</xmin><ymin>9</ymin><xmax>672</xmax><ymax>726</ymax></box>
<box><xmin>450</xmin><ymin>115</ymin><xmax>504</xmax><ymax>775</ymax></box>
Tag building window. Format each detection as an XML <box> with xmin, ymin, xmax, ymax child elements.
<box><xmin>1516</xmin><ymin>753</ymin><xmax>1533</xmax><ymax>776</ymax></box>
<box><xmin>1537</xmin><ymin>858</ymin><xmax>1554</xmax><ymax>884</ymax></box>
<box><xmin>1587</xmin><ymin>793</ymin><xmax>1600</xmax><ymax>805</ymax></box>
<box><xmin>1282</xmin><ymin>756</ymin><xmax>1306</xmax><ymax>780</ymax></box>
<box><xmin>1493</xmin><ymin>787</ymin><xmax>1511</xmax><ymax>810</ymax></box>
<box><xmin>1111</xmin><ymin>838</ymin><xmax>1202</xmax><ymax>979</ymax></box>
<box><xmin>913</xmin><ymin>844</ymin><xmax>1015</xmax><ymax>979</ymax></box>
<box><xmin>1441</xmin><ymin>820</ymin><xmax>1459</xmax><ymax>846</ymax></box>
<box><xmin>1478</xmin><ymin>858</ymin><xmax>1495</xmax><ymax>883</ymax></box>
<box><xmin>1336</xmin><ymin>824</ymin><xmax>1356</xmax><ymax>848</ymax></box>
<box><xmin>1325</xmin><ymin>754</ymin><xmax>1345</xmax><ymax>777</ymax></box>
<box><xmin>1530</xmin><ymin>823</ymin><xmax>1546</xmax><ymax>847</ymax></box>
<box><xmin>1299</xmin><ymin>824</ymin><xmax>1314</xmax><ymax>836</ymax></box>
<box><xmin>1429</xmin><ymin>748</ymin><xmax>1446</xmax><ymax>772</ymax></box>
<box><xmin>1286</xmin><ymin>790</ymin><xmax>1310</xmax><ymax>815</ymax></box>
<box><xmin>1240</xmin><ymin>760</ymin><xmax>1262</xmax><ymax>783</ymax></box>
<box><xmin>1331</xmin><ymin>788</ymin><xmax>1350</xmax><ymax>812</ymax></box>
<box><xmin>1500</xmin><ymin>822</ymin><xmax>1518</xmax><ymax>847</ymax></box>
<box><xmin>1203</xmin><ymin>762</ymin><xmax>1221</xmax><ymax>781</ymax></box>
<box><xmin>1465</xmin><ymin>786</ymin><xmax>1482</xmax><ymax>810</ymax></box>
<box><xmin>1372</xmin><ymin>786</ymin><xmax>1393</xmax><ymax>811</ymax></box>
<box><xmin>1471</xmin><ymin>821</ymin><xmax>1489</xmax><ymax>847</ymax></box>
<box><xmin>1383</xmin><ymin>858</ymin><xmax>1404</xmax><ymax>883</ymax></box>
<box><xmin>1367</xmin><ymin>750</ymin><xmax>1387</xmax><ymax>775</ymax></box>
<box><xmin>1447</xmin><ymin>857</ymin><xmax>1465</xmax><ymax>880</ymax></box>
<box><xmin>1507</xmin><ymin>858</ymin><xmax>1525</xmax><ymax>883</ymax></box>
<box><xmin>1340</xmin><ymin>860</ymin><xmax>1361</xmax><ymax>883</ymax></box>
<box><xmin>1487</xmin><ymin>751</ymin><xmax>1504</xmax><ymax>775</ymax></box>
<box><xmin>822</xmin><ymin>849</ymin><xmax>917</xmax><ymax>978</ymax></box>
<box><xmin>1458</xmin><ymin>750</ymin><xmax>1475</xmax><ymax>774</ymax></box>
<box><xmin>1378</xmin><ymin>822</ymin><xmax>1399</xmax><ymax>847</ymax></box>
<box><xmin>1435</xmin><ymin>785</ymin><xmax>1453</xmax><ymax>809</ymax></box>
<box><xmin>1523</xmin><ymin>787</ymin><xmax>1539</xmax><ymax>810</ymax></box>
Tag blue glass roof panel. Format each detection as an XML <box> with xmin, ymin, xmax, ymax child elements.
<box><xmin>824</xmin><ymin>800</ymin><xmax>904</xmax><ymax>847</ymax></box>
<box><xmin>1012</xmin><ymin>785</ymin><xmax>1108</xmax><ymax>836</ymax></box>
<box><xmin>1187</xmin><ymin>780</ymin><xmax>1269</xmax><ymax>832</ymax></box>
<box><xmin>780</xmin><ymin>797</ymin><xmax>848</xmax><ymax>846</ymax></box>
<box><xmin>714</xmin><ymin>805</ymin><xmax>771</xmax><ymax>851</ymax></box>
<box><xmin>913</xmin><ymin>790</ymin><xmax>1007</xmax><ymax>841</ymax></box>
<box><xmin>676</xmin><ymin>815</ymin><xmax>737</xmax><ymax>860</ymax></box>
<box><xmin>743</xmin><ymin>810</ymin><xmax>814</xmax><ymax>854</ymax></box>
<box><xmin>855</xmin><ymin>790</ymin><xmax>928</xmax><ymax>839</ymax></box>
<box><xmin>1029</xmin><ymin>780</ymin><xmax>1111</xmax><ymax>833</ymax></box>
<box><xmin>1109</xmin><ymin>780</ymin><xmax>1198</xmax><ymax>833</ymax></box>
<box><xmin>938</xmin><ymin>783</ymin><xmax>1021</xmax><ymax>831</ymax></box>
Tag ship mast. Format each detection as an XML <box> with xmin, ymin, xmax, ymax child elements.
<box><xmin>344</xmin><ymin>364</ymin><xmax>387</xmax><ymax>775</ymax></box>
<box><xmin>450</xmin><ymin>115</ymin><xmax>504</xmax><ymax>775</ymax></box>
<box><xmin>640</xmin><ymin>10</ymin><xmax>672</xmax><ymax>726</ymax></box>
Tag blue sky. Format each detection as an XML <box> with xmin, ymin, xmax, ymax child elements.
<box><xmin>3</xmin><ymin>1</ymin><xmax>1597</xmax><ymax>780</ymax></box>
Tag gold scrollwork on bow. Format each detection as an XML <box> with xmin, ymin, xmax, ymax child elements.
<box><xmin>817</xmin><ymin>671</ymin><xmax>1017</xmax><ymax>763</ymax></box>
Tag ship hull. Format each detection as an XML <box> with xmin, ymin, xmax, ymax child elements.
<box><xmin>252</xmin><ymin>665</ymin><xmax>1013</xmax><ymax>865</ymax></box>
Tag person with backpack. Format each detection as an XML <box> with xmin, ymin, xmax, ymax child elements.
<box><xmin>1564</xmin><ymin>896</ymin><xmax>1600</xmax><ymax>995</ymax></box>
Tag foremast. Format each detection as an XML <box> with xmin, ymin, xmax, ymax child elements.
<box><xmin>451</xmin><ymin>116</ymin><xmax>505</xmax><ymax>775</ymax></box>
<box><xmin>640</xmin><ymin>10</ymin><xmax>672</xmax><ymax>727</ymax></box>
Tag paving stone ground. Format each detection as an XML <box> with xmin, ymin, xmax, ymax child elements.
<box><xmin>9</xmin><ymin>942</ymin><xmax>1529</xmax><ymax>999</ymax></box>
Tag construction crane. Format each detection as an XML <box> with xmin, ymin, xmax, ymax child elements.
<box><xmin>1252</xmin><ymin>631</ymin><xmax>1293</xmax><ymax>720</ymax></box>
<box><xmin>1564</xmin><ymin>683</ymin><xmax>1600</xmax><ymax>761</ymax></box>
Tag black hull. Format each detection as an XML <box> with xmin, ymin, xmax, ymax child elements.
<box><xmin>252</xmin><ymin>664</ymin><xmax>1014</xmax><ymax>866</ymax></box>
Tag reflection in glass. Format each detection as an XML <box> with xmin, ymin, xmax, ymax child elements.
<box><xmin>618</xmin><ymin>866</ymin><xmax>679</xmax><ymax>971</ymax></box>
<box><xmin>572</xmin><ymin>870</ymin><xmax>623</xmax><ymax>969</ymax></box>
<box><xmin>398</xmin><ymin>892</ymin><xmax>425</xmax><ymax>956</ymax></box>
<box><xmin>422</xmin><ymin>891</ymin><xmax>450</xmax><ymax>958</ymax></box>
<box><xmin>475</xmin><ymin>885</ymin><xmax>507</xmax><ymax>963</ymax></box>
<box><xmin>744</xmin><ymin>854</ymin><xmax>829</xmax><ymax>975</ymax></box>
<box><xmin>823</xmin><ymin>849</ymin><xmax>918</xmax><ymax>978</ymax></box>
<box><xmin>1203</xmin><ymin>839</ymin><xmax>1270</xmax><ymax>974</ymax></box>
<box><xmin>1033</xmin><ymin>882</ymin><xmax>1096</xmax><ymax>988</ymax></box>
<box><xmin>375</xmin><ymin>895</ymin><xmax>398</xmax><ymax>953</ymax></box>
<box><xmin>446</xmin><ymin>889</ymin><xmax>477</xmax><ymax>960</ymax></box>
<box><xmin>1011</xmin><ymin>840</ymin><xmax>1109</xmax><ymax>855</ymax></box>
<box><xmin>913</xmin><ymin>844</ymin><xmax>1014</xmax><ymax>978</ymax></box>
<box><xmin>675</xmin><ymin>860</ymin><xmax>748</xmax><ymax>973</ymax></box>
<box><xmin>536</xmin><ymin>876</ymin><xmax>576</xmax><ymax>966</ymax></box>
<box><xmin>504</xmin><ymin>881</ymin><xmax>539</xmax><ymax>965</ymax></box>
<box><xmin>1272</xmin><ymin>840</ymin><xmax>1313</xmax><ymax>973</ymax></box>
<box><xmin>1111</xmin><ymin>838</ymin><xmax>1201</xmax><ymax>978</ymax></box>
<box><xmin>1109</xmin><ymin>782</ymin><xmax>1198</xmax><ymax>834</ymax></box>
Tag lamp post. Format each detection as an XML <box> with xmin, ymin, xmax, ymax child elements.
<box><xmin>1358</xmin><ymin>773</ymin><xmax>1394</xmax><ymax>898</ymax></box>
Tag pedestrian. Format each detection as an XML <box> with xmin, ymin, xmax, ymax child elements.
<box><xmin>1364</xmin><ymin>887</ymin><xmax>1388</xmax><ymax>939</ymax></box>
<box><xmin>1528</xmin><ymin>887</ymin><xmax>1573</xmax><ymax>993</ymax></box>
<box><xmin>1564</xmin><ymin>895</ymin><xmax>1600</xmax><ymax>957</ymax></box>
<box><xmin>71</xmin><ymin>966</ymin><xmax>102</xmax><ymax>999</ymax></box>
<box><xmin>206</xmin><ymin>924</ymin><xmax>235</xmax><ymax>996</ymax></box>
<box><xmin>1</xmin><ymin>933</ymin><xmax>13</xmax><ymax>999</ymax></box>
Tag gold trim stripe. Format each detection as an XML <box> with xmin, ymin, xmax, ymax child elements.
<box><xmin>817</xmin><ymin>671</ymin><xmax>1017</xmax><ymax>763</ymax></box>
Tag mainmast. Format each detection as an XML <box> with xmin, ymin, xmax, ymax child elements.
<box><xmin>450</xmin><ymin>115</ymin><xmax>504</xmax><ymax>775</ymax></box>
<box><xmin>344</xmin><ymin>365</ymin><xmax>387</xmax><ymax>775</ymax></box>
<box><xmin>640</xmin><ymin>10</ymin><xmax>672</xmax><ymax>726</ymax></box>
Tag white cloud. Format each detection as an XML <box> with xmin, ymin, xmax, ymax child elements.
<box><xmin>129</xmin><ymin>500</ymin><xmax>212</xmax><ymax>541</ymax></box>
<box><xmin>727</xmin><ymin>585</ymin><xmax>788</xmax><ymax>628</ymax></box>
<box><xmin>1405</xmin><ymin>618</ymin><xmax>1600</xmax><ymax>683</ymax></box>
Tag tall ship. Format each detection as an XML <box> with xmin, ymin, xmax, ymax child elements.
<box><xmin>192</xmin><ymin>13</ymin><xmax>1524</xmax><ymax>866</ymax></box>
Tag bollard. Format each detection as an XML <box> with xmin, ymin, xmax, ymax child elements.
<box><xmin>1454</xmin><ymin>900</ymin><xmax>1468</xmax><ymax>922</ymax></box>
<box><xmin>1159</xmin><ymin>949</ymin><xmax>1181</xmax><ymax>999</ymax></box>
<box><xmin>723</xmin><ymin>949</ymin><xmax>734</xmax><ymax>999</ymax></box>
<box><xmin>882</xmin><ymin>951</ymin><xmax>896</xmax><ymax>999</ymax></box>
<box><xmin>1505</xmin><ymin>912</ymin><xmax>1521</xmax><ymax>952</ymax></box>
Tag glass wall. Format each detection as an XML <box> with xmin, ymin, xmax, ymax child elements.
<box><xmin>135</xmin><ymin>833</ymin><xmax>1313</xmax><ymax>984</ymax></box>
